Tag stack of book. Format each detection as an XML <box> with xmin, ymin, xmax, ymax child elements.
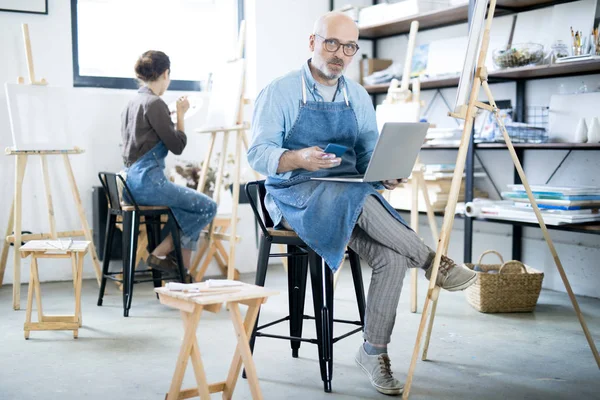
<box><xmin>389</xmin><ymin>164</ymin><xmax>488</xmax><ymax>212</ymax></box>
<box><xmin>489</xmin><ymin>185</ymin><xmax>600</xmax><ymax>225</ymax></box>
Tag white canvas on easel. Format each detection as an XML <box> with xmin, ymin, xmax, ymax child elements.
<box><xmin>5</xmin><ymin>83</ymin><xmax>75</xmax><ymax>151</ymax></box>
<box><xmin>453</xmin><ymin>0</ymin><xmax>488</xmax><ymax>115</ymax></box>
<box><xmin>203</xmin><ymin>58</ymin><xmax>245</xmax><ymax>130</ymax></box>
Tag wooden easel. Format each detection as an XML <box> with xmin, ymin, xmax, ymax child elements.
<box><xmin>190</xmin><ymin>21</ymin><xmax>252</xmax><ymax>282</ymax></box>
<box><xmin>402</xmin><ymin>1</ymin><xmax>600</xmax><ymax>397</ymax></box>
<box><xmin>380</xmin><ymin>21</ymin><xmax>440</xmax><ymax>313</ymax></box>
<box><xmin>0</xmin><ymin>24</ymin><xmax>102</xmax><ymax>310</ymax></box>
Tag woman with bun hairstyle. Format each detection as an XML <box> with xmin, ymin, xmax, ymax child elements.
<box><xmin>121</xmin><ymin>50</ymin><xmax>217</xmax><ymax>275</ymax></box>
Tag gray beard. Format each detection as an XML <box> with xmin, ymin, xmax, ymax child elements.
<box><xmin>315</xmin><ymin>65</ymin><xmax>340</xmax><ymax>81</ymax></box>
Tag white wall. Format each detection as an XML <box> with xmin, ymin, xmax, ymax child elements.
<box><xmin>0</xmin><ymin>0</ymin><xmax>259</xmax><ymax>288</ymax></box>
<box><xmin>245</xmin><ymin>0</ymin><xmax>330</xmax><ymax>97</ymax></box>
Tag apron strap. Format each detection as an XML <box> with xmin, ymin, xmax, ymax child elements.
<box><xmin>303</xmin><ymin>74</ymin><xmax>349</xmax><ymax>106</ymax></box>
<box><xmin>342</xmin><ymin>83</ymin><xmax>349</xmax><ymax>107</ymax></box>
<box><xmin>301</xmin><ymin>75</ymin><xmax>307</xmax><ymax>104</ymax></box>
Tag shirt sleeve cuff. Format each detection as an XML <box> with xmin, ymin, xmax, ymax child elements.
<box><xmin>371</xmin><ymin>182</ymin><xmax>385</xmax><ymax>190</ymax></box>
<box><xmin>268</xmin><ymin>148</ymin><xmax>293</xmax><ymax>180</ymax></box>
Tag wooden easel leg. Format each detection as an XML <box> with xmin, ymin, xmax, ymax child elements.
<box><xmin>224</xmin><ymin>300</ymin><xmax>263</xmax><ymax>400</ymax></box>
<box><xmin>62</xmin><ymin>155</ymin><xmax>102</xmax><ymax>285</ymax></box>
<box><xmin>226</xmin><ymin>132</ymin><xmax>243</xmax><ymax>281</ymax></box>
<box><xmin>410</xmin><ymin>170</ymin><xmax>419</xmax><ymax>313</ymax></box>
<box><xmin>24</xmin><ymin>260</ymin><xmax>34</xmax><ymax>339</ymax></box>
<box><xmin>189</xmin><ymin>239</ymin><xmax>209</xmax><ymax>278</ymax></box>
<box><xmin>194</xmin><ymin>243</ymin><xmax>217</xmax><ymax>282</ymax></box>
<box><xmin>13</xmin><ymin>154</ymin><xmax>28</xmax><ymax>310</ymax></box>
<box><xmin>403</xmin><ymin>75</ymin><xmax>484</xmax><ymax>400</ymax></box>
<box><xmin>421</xmin><ymin>287</ymin><xmax>440</xmax><ymax>360</ymax></box>
<box><xmin>40</xmin><ymin>155</ymin><xmax>57</xmax><ymax>239</ymax></box>
<box><xmin>197</xmin><ymin>132</ymin><xmax>217</xmax><ymax>194</ymax></box>
<box><xmin>484</xmin><ymin>81</ymin><xmax>600</xmax><ymax>368</ymax></box>
<box><xmin>0</xmin><ymin>199</ymin><xmax>15</xmax><ymax>287</ymax></box>
<box><xmin>166</xmin><ymin>306</ymin><xmax>203</xmax><ymax>400</ymax></box>
<box><xmin>416</xmin><ymin>171</ymin><xmax>439</xmax><ymax>243</ymax></box>
<box><xmin>182</xmin><ymin>310</ymin><xmax>211</xmax><ymax>400</ymax></box>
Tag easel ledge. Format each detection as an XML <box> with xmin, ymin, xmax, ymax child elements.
<box><xmin>5</xmin><ymin>147</ymin><xmax>85</xmax><ymax>155</ymax></box>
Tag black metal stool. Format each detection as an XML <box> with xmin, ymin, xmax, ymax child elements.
<box><xmin>244</xmin><ymin>180</ymin><xmax>366</xmax><ymax>392</ymax></box>
<box><xmin>97</xmin><ymin>172</ymin><xmax>186</xmax><ymax>317</ymax></box>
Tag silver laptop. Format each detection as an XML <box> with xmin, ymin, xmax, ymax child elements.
<box><xmin>312</xmin><ymin>122</ymin><xmax>430</xmax><ymax>183</ymax></box>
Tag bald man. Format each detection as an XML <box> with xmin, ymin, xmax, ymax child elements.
<box><xmin>248</xmin><ymin>12</ymin><xmax>476</xmax><ymax>395</ymax></box>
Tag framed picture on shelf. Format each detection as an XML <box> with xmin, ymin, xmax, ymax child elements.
<box><xmin>0</xmin><ymin>0</ymin><xmax>48</xmax><ymax>15</ymax></box>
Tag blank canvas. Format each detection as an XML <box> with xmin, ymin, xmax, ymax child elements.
<box><xmin>203</xmin><ymin>59</ymin><xmax>245</xmax><ymax>130</ymax></box>
<box><xmin>5</xmin><ymin>83</ymin><xmax>75</xmax><ymax>151</ymax></box>
<box><xmin>453</xmin><ymin>0</ymin><xmax>489</xmax><ymax>113</ymax></box>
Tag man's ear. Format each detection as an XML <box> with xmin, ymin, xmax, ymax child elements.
<box><xmin>309</xmin><ymin>34</ymin><xmax>315</xmax><ymax>51</ymax></box>
<box><xmin>163</xmin><ymin>69</ymin><xmax>170</xmax><ymax>80</ymax></box>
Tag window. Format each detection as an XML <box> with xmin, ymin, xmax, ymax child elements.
<box><xmin>71</xmin><ymin>0</ymin><xmax>242</xmax><ymax>90</ymax></box>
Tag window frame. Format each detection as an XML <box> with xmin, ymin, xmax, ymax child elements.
<box><xmin>70</xmin><ymin>0</ymin><xmax>244</xmax><ymax>90</ymax></box>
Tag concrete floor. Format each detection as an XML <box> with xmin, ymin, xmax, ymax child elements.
<box><xmin>1</xmin><ymin>264</ymin><xmax>599</xmax><ymax>400</ymax></box>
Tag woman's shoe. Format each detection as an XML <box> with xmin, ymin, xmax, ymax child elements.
<box><xmin>146</xmin><ymin>254</ymin><xmax>178</xmax><ymax>274</ymax></box>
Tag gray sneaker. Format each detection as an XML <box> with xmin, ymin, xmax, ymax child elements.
<box><xmin>425</xmin><ymin>255</ymin><xmax>477</xmax><ymax>291</ymax></box>
<box><xmin>355</xmin><ymin>345</ymin><xmax>403</xmax><ymax>396</ymax></box>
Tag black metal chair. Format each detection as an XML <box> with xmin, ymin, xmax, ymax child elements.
<box><xmin>244</xmin><ymin>180</ymin><xmax>366</xmax><ymax>393</ymax></box>
<box><xmin>97</xmin><ymin>172</ymin><xmax>186</xmax><ymax>317</ymax></box>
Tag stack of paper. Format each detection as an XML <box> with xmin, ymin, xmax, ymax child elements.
<box><xmin>463</xmin><ymin>185</ymin><xmax>600</xmax><ymax>225</ymax></box>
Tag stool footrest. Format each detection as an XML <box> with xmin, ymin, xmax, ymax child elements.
<box><xmin>25</xmin><ymin>321</ymin><xmax>79</xmax><ymax>331</ymax></box>
<box><xmin>178</xmin><ymin>381</ymin><xmax>227</xmax><ymax>398</ymax></box>
<box><xmin>41</xmin><ymin>315</ymin><xmax>78</xmax><ymax>323</ymax></box>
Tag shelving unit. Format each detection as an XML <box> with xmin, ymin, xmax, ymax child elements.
<box><xmin>358</xmin><ymin>0</ymin><xmax>573</xmax><ymax>39</ymax></box>
<box><xmin>364</xmin><ymin>59</ymin><xmax>600</xmax><ymax>94</ymax></box>
<box><xmin>357</xmin><ymin>0</ymin><xmax>600</xmax><ymax>262</ymax></box>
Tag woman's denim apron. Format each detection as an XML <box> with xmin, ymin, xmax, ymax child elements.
<box><xmin>266</xmin><ymin>76</ymin><xmax>408</xmax><ymax>271</ymax></box>
<box><xmin>125</xmin><ymin>141</ymin><xmax>217</xmax><ymax>249</ymax></box>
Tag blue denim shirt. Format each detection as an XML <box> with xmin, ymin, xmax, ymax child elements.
<box><xmin>248</xmin><ymin>59</ymin><xmax>379</xmax><ymax>179</ymax></box>
<box><xmin>248</xmin><ymin>59</ymin><xmax>382</xmax><ymax>225</ymax></box>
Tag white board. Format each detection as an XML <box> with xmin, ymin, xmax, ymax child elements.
<box><xmin>453</xmin><ymin>0</ymin><xmax>489</xmax><ymax>114</ymax></box>
<box><xmin>5</xmin><ymin>83</ymin><xmax>76</xmax><ymax>151</ymax></box>
<box><xmin>203</xmin><ymin>59</ymin><xmax>245</xmax><ymax>130</ymax></box>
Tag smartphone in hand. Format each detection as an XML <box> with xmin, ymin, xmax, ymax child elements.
<box><xmin>323</xmin><ymin>143</ymin><xmax>348</xmax><ymax>157</ymax></box>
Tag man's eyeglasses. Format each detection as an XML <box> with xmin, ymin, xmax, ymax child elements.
<box><xmin>314</xmin><ymin>34</ymin><xmax>360</xmax><ymax>56</ymax></box>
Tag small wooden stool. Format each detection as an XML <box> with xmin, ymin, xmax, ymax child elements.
<box><xmin>20</xmin><ymin>240</ymin><xmax>90</xmax><ymax>339</ymax></box>
<box><xmin>156</xmin><ymin>282</ymin><xmax>279</xmax><ymax>400</ymax></box>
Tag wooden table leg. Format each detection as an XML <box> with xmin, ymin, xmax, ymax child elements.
<box><xmin>167</xmin><ymin>306</ymin><xmax>203</xmax><ymax>400</ymax></box>
<box><xmin>13</xmin><ymin>154</ymin><xmax>28</xmax><ymax>310</ymax></box>
<box><xmin>24</xmin><ymin>260</ymin><xmax>34</xmax><ymax>340</ymax></box>
<box><xmin>32</xmin><ymin>256</ymin><xmax>44</xmax><ymax>323</ymax></box>
<box><xmin>74</xmin><ymin>253</ymin><xmax>84</xmax><ymax>336</ymax></box>
<box><xmin>182</xmin><ymin>312</ymin><xmax>211</xmax><ymax>400</ymax></box>
<box><xmin>224</xmin><ymin>299</ymin><xmax>263</xmax><ymax>400</ymax></box>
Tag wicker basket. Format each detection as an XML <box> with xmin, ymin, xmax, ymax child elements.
<box><xmin>465</xmin><ymin>250</ymin><xmax>544</xmax><ymax>313</ymax></box>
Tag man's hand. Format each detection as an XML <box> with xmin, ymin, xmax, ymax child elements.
<box><xmin>382</xmin><ymin>179</ymin><xmax>407</xmax><ymax>190</ymax></box>
<box><xmin>277</xmin><ymin>146</ymin><xmax>341</xmax><ymax>173</ymax></box>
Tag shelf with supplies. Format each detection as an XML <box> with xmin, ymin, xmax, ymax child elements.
<box><xmin>358</xmin><ymin>0</ymin><xmax>577</xmax><ymax>39</ymax></box>
<box><xmin>394</xmin><ymin>209</ymin><xmax>600</xmax><ymax>235</ymax></box>
<box><xmin>363</xmin><ymin>59</ymin><xmax>600</xmax><ymax>94</ymax></box>
<box><xmin>420</xmin><ymin>142</ymin><xmax>600</xmax><ymax>151</ymax></box>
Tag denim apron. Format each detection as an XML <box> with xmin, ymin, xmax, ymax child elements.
<box><xmin>266</xmin><ymin>76</ymin><xmax>409</xmax><ymax>271</ymax></box>
<box><xmin>124</xmin><ymin>141</ymin><xmax>216</xmax><ymax>249</ymax></box>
